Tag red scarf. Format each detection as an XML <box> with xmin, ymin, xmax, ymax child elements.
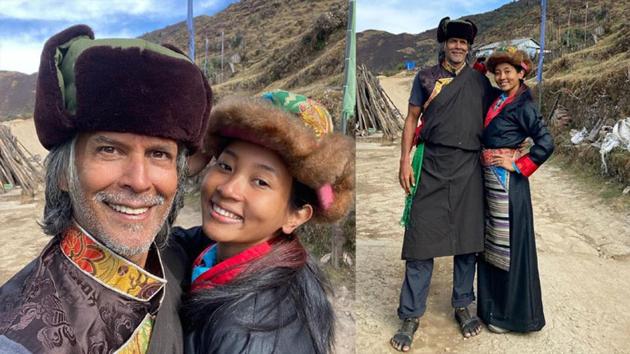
<box><xmin>191</xmin><ymin>240</ymin><xmax>273</xmax><ymax>292</ymax></box>
<box><xmin>484</xmin><ymin>94</ymin><xmax>515</xmax><ymax>128</ymax></box>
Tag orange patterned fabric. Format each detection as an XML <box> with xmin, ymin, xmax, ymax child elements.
<box><xmin>60</xmin><ymin>225</ymin><xmax>166</xmax><ymax>301</ymax></box>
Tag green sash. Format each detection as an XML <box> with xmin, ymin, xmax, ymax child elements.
<box><xmin>400</xmin><ymin>142</ymin><xmax>424</xmax><ymax>226</ymax></box>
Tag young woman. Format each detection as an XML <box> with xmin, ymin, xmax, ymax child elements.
<box><xmin>173</xmin><ymin>91</ymin><xmax>354</xmax><ymax>353</ymax></box>
<box><xmin>477</xmin><ymin>48</ymin><xmax>554</xmax><ymax>333</ymax></box>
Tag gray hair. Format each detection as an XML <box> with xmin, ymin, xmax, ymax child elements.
<box><xmin>40</xmin><ymin>138</ymin><xmax>188</xmax><ymax>249</ymax></box>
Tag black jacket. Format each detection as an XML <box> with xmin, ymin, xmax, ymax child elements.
<box><xmin>172</xmin><ymin>227</ymin><xmax>334</xmax><ymax>354</ymax></box>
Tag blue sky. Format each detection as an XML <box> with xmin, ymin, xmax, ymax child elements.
<box><xmin>358</xmin><ymin>0</ymin><xmax>514</xmax><ymax>34</ymax></box>
<box><xmin>0</xmin><ymin>0</ymin><xmax>238</xmax><ymax>74</ymax></box>
<box><xmin>1</xmin><ymin>0</ymin><xmax>517</xmax><ymax>74</ymax></box>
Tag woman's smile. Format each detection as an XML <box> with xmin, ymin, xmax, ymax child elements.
<box><xmin>209</xmin><ymin>201</ymin><xmax>244</xmax><ymax>224</ymax></box>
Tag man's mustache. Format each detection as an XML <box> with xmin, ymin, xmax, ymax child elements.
<box><xmin>94</xmin><ymin>191</ymin><xmax>165</xmax><ymax>207</ymax></box>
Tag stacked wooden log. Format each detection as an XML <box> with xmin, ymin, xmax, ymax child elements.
<box><xmin>0</xmin><ymin>124</ymin><xmax>43</xmax><ymax>197</ymax></box>
<box><xmin>356</xmin><ymin>64</ymin><xmax>404</xmax><ymax>139</ymax></box>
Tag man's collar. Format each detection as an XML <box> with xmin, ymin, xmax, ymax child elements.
<box><xmin>442</xmin><ymin>60</ymin><xmax>466</xmax><ymax>75</ymax></box>
<box><xmin>59</xmin><ymin>223</ymin><xmax>166</xmax><ymax>301</ymax></box>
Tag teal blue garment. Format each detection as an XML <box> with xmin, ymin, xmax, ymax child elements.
<box><xmin>191</xmin><ymin>245</ymin><xmax>217</xmax><ymax>282</ymax></box>
<box><xmin>400</xmin><ymin>142</ymin><xmax>425</xmax><ymax>226</ymax></box>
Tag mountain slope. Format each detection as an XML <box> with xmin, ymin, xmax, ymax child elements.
<box><xmin>0</xmin><ymin>71</ymin><xmax>37</xmax><ymax>121</ymax></box>
<box><xmin>358</xmin><ymin>0</ymin><xmax>628</xmax><ymax>73</ymax></box>
<box><xmin>141</xmin><ymin>0</ymin><xmax>347</xmax><ymax>115</ymax></box>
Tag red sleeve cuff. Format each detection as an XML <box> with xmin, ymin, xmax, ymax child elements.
<box><xmin>515</xmin><ymin>154</ymin><xmax>539</xmax><ymax>177</ymax></box>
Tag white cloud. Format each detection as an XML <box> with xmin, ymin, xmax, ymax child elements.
<box><xmin>0</xmin><ymin>0</ymin><xmax>235</xmax><ymax>73</ymax></box>
<box><xmin>0</xmin><ymin>0</ymin><xmax>179</xmax><ymax>22</ymax></box>
<box><xmin>0</xmin><ymin>22</ymin><xmax>143</xmax><ymax>73</ymax></box>
<box><xmin>0</xmin><ymin>37</ymin><xmax>43</xmax><ymax>74</ymax></box>
<box><xmin>198</xmin><ymin>0</ymin><xmax>221</xmax><ymax>8</ymax></box>
<box><xmin>358</xmin><ymin>0</ymin><xmax>511</xmax><ymax>34</ymax></box>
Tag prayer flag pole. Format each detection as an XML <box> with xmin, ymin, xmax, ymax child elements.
<box><xmin>187</xmin><ymin>0</ymin><xmax>195</xmax><ymax>60</ymax></box>
<box><xmin>537</xmin><ymin>0</ymin><xmax>547</xmax><ymax>110</ymax></box>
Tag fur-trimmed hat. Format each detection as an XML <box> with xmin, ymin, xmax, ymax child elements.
<box><xmin>437</xmin><ymin>17</ymin><xmax>478</xmax><ymax>44</ymax></box>
<box><xmin>204</xmin><ymin>91</ymin><xmax>354</xmax><ymax>223</ymax></box>
<box><xmin>486</xmin><ymin>46</ymin><xmax>534</xmax><ymax>77</ymax></box>
<box><xmin>34</xmin><ymin>24</ymin><xmax>212</xmax><ymax>152</ymax></box>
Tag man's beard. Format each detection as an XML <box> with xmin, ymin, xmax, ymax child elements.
<box><xmin>68</xmin><ymin>173</ymin><xmax>173</xmax><ymax>259</ymax></box>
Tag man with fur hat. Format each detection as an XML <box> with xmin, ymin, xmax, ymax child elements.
<box><xmin>392</xmin><ymin>17</ymin><xmax>496</xmax><ymax>351</ymax></box>
<box><xmin>0</xmin><ymin>25</ymin><xmax>211</xmax><ymax>354</ymax></box>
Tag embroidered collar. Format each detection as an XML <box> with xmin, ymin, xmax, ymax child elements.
<box><xmin>60</xmin><ymin>224</ymin><xmax>166</xmax><ymax>301</ymax></box>
<box><xmin>191</xmin><ymin>240</ymin><xmax>273</xmax><ymax>292</ymax></box>
<box><xmin>442</xmin><ymin>61</ymin><xmax>465</xmax><ymax>76</ymax></box>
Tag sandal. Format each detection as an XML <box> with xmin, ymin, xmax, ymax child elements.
<box><xmin>454</xmin><ymin>307</ymin><xmax>482</xmax><ymax>338</ymax></box>
<box><xmin>390</xmin><ymin>317</ymin><xmax>419</xmax><ymax>352</ymax></box>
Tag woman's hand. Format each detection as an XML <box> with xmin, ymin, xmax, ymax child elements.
<box><xmin>491</xmin><ymin>151</ymin><xmax>517</xmax><ymax>172</ymax></box>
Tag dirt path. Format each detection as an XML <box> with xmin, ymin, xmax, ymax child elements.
<box><xmin>356</xmin><ymin>75</ymin><xmax>630</xmax><ymax>353</ymax></box>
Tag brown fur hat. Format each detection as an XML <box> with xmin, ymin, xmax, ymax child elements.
<box><xmin>34</xmin><ymin>24</ymin><xmax>212</xmax><ymax>152</ymax></box>
<box><xmin>437</xmin><ymin>17</ymin><xmax>478</xmax><ymax>44</ymax></box>
<box><xmin>486</xmin><ymin>47</ymin><xmax>534</xmax><ymax>77</ymax></box>
<box><xmin>204</xmin><ymin>95</ymin><xmax>355</xmax><ymax>223</ymax></box>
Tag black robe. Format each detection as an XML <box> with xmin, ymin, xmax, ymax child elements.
<box><xmin>477</xmin><ymin>87</ymin><xmax>554</xmax><ymax>332</ymax></box>
<box><xmin>403</xmin><ymin>65</ymin><xmax>495</xmax><ymax>260</ymax></box>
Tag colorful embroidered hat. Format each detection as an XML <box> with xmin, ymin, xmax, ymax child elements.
<box><xmin>437</xmin><ymin>17</ymin><xmax>478</xmax><ymax>44</ymax></box>
<box><xmin>486</xmin><ymin>46</ymin><xmax>534</xmax><ymax>76</ymax></box>
<box><xmin>34</xmin><ymin>24</ymin><xmax>212</xmax><ymax>152</ymax></box>
<box><xmin>204</xmin><ymin>90</ymin><xmax>354</xmax><ymax>222</ymax></box>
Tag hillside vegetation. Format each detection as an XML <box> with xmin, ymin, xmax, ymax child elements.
<box><xmin>0</xmin><ymin>71</ymin><xmax>36</xmax><ymax>121</ymax></box>
<box><xmin>358</xmin><ymin>0</ymin><xmax>628</xmax><ymax>73</ymax></box>
<box><xmin>141</xmin><ymin>0</ymin><xmax>347</xmax><ymax>118</ymax></box>
<box><xmin>541</xmin><ymin>21</ymin><xmax>629</xmax><ymax>185</ymax></box>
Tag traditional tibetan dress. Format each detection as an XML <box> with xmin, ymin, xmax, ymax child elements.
<box><xmin>402</xmin><ymin>64</ymin><xmax>494</xmax><ymax>260</ymax></box>
<box><xmin>477</xmin><ymin>86</ymin><xmax>554</xmax><ymax>332</ymax></box>
<box><xmin>0</xmin><ymin>224</ymin><xmax>186</xmax><ymax>353</ymax></box>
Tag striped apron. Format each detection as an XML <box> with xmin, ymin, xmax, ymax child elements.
<box><xmin>481</xmin><ymin>148</ymin><xmax>517</xmax><ymax>271</ymax></box>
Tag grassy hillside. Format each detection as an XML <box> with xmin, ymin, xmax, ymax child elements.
<box><xmin>0</xmin><ymin>71</ymin><xmax>36</xmax><ymax>121</ymax></box>
<box><xmin>141</xmin><ymin>0</ymin><xmax>347</xmax><ymax>119</ymax></box>
<box><xmin>358</xmin><ymin>0</ymin><xmax>628</xmax><ymax>73</ymax></box>
<box><xmin>540</xmin><ymin>21</ymin><xmax>629</xmax><ymax>185</ymax></box>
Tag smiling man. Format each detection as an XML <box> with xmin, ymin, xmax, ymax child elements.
<box><xmin>392</xmin><ymin>17</ymin><xmax>497</xmax><ymax>351</ymax></box>
<box><xmin>0</xmin><ymin>25</ymin><xmax>211</xmax><ymax>354</ymax></box>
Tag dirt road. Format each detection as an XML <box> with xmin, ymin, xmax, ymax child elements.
<box><xmin>356</xmin><ymin>74</ymin><xmax>630</xmax><ymax>353</ymax></box>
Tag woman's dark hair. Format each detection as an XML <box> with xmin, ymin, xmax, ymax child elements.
<box><xmin>289</xmin><ymin>179</ymin><xmax>318</xmax><ymax>213</ymax></box>
<box><xmin>183</xmin><ymin>237</ymin><xmax>334</xmax><ymax>354</ymax></box>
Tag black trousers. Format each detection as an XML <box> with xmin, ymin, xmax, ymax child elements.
<box><xmin>397</xmin><ymin>253</ymin><xmax>477</xmax><ymax>320</ymax></box>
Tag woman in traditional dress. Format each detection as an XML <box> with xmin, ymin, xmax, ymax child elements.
<box><xmin>173</xmin><ymin>91</ymin><xmax>354</xmax><ymax>353</ymax></box>
<box><xmin>476</xmin><ymin>48</ymin><xmax>554</xmax><ymax>333</ymax></box>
